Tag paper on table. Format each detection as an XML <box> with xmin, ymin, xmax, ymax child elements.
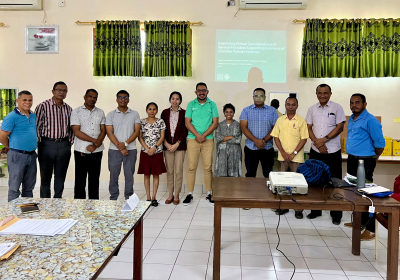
<box><xmin>121</xmin><ymin>193</ymin><xmax>140</xmax><ymax>212</ymax></box>
<box><xmin>0</xmin><ymin>219</ymin><xmax>78</xmax><ymax>236</ymax></box>
<box><xmin>358</xmin><ymin>186</ymin><xmax>391</xmax><ymax>194</ymax></box>
<box><xmin>0</xmin><ymin>243</ymin><xmax>16</xmax><ymax>257</ymax></box>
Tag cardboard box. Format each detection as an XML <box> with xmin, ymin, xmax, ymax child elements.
<box><xmin>382</xmin><ymin>137</ymin><xmax>393</xmax><ymax>156</ymax></box>
<box><xmin>393</xmin><ymin>139</ymin><xmax>400</xmax><ymax>156</ymax></box>
<box><xmin>341</xmin><ymin>138</ymin><xmax>347</xmax><ymax>154</ymax></box>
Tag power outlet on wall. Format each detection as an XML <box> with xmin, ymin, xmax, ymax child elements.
<box><xmin>59</xmin><ymin>1</ymin><xmax>65</xmax><ymax>7</ymax></box>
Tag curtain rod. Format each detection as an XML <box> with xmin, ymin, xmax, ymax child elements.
<box><xmin>75</xmin><ymin>21</ymin><xmax>203</xmax><ymax>26</ymax></box>
<box><xmin>293</xmin><ymin>19</ymin><xmax>400</xmax><ymax>24</ymax></box>
<box><xmin>0</xmin><ymin>22</ymin><xmax>5</xmax><ymax>27</ymax></box>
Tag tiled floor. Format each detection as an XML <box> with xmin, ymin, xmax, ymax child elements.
<box><xmin>0</xmin><ymin>186</ymin><xmax>398</xmax><ymax>280</ymax></box>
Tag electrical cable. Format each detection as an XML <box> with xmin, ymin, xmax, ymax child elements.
<box><xmin>275</xmin><ymin>193</ymin><xmax>296</xmax><ymax>280</ymax></box>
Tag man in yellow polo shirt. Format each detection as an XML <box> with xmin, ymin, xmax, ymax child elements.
<box><xmin>271</xmin><ymin>96</ymin><xmax>309</xmax><ymax>219</ymax></box>
<box><xmin>183</xmin><ymin>82</ymin><xmax>219</xmax><ymax>205</ymax></box>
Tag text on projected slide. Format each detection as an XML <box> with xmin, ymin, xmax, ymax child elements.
<box><xmin>215</xmin><ymin>30</ymin><xmax>286</xmax><ymax>83</ymax></box>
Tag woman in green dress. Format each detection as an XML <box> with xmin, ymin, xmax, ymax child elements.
<box><xmin>214</xmin><ymin>103</ymin><xmax>242</xmax><ymax>177</ymax></box>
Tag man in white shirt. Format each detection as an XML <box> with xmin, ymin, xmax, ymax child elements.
<box><xmin>305</xmin><ymin>84</ymin><xmax>347</xmax><ymax>225</ymax></box>
<box><xmin>71</xmin><ymin>89</ymin><xmax>106</xmax><ymax>200</ymax></box>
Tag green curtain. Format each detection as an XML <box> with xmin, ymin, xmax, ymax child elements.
<box><xmin>144</xmin><ymin>21</ymin><xmax>192</xmax><ymax>77</ymax></box>
<box><xmin>0</xmin><ymin>89</ymin><xmax>16</xmax><ymax>120</ymax></box>
<box><xmin>300</xmin><ymin>18</ymin><xmax>400</xmax><ymax>78</ymax></box>
<box><xmin>94</xmin><ymin>20</ymin><xmax>142</xmax><ymax>76</ymax></box>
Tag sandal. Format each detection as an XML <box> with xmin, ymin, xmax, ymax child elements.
<box><xmin>152</xmin><ymin>199</ymin><xmax>159</xmax><ymax>207</ymax></box>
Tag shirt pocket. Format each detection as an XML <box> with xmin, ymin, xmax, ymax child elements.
<box><xmin>291</xmin><ymin>124</ymin><xmax>301</xmax><ymax>139</ymax></box>
<box><xmin>327</xmin><ymin>113</ymin><xmax>337</xmax><ymax>127</ymax></box>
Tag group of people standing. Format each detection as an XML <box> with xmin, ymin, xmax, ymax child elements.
<box><xmin>0</xmin><ymin>82</ymin><xmax>385</xmax><ymax>240</ymax></box>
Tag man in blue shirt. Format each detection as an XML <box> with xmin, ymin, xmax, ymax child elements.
<box><xmin>0</xmin><ymin>91</ymin><xmax>37</xmax><ymax>202</ymax></box>
<box><xmin>345</xmin><ymin>93</ymin><xmax>385</xmax><ymax>241</ymax></box>
<box><xmin>240</xmin><ymin>88</ymin><xmax>278</xmax><ymax>178</ymax></box>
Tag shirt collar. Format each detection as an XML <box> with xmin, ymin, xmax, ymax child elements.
<box><xmin>250</xmin><ymin>104</ymin><xmax>267</xmax><ymax>109</ymax></box>
<box><xmin>81</xmin><ymin>104</ymin><xmax>96</xmax><ymax>111</ymax></box>
<box><xmin>115</xmin><ymin>107</ymin><xmax>132</xmax><ymax>113</ymax></box>
<box><xmin>14</xmin><ymin>107</ymin><xmax>32</xmax><ymax>116</ymax></box>
<box><xmin>170</xmin><ymin>106</ymin><xmax>182</xmax><ymax>112</ymax></box>
<box><xmin>50</xmin><ymin>97</ymin><xmax>66</xmax><ymax>107</ymax></box>
<box><xmin>284</xmin><ymin>114</ymin><xmax>298</xmax><ymax>120</ymax></box>
<box><xmin>194</xmin><ymin>97</ymin><xmax>210</xmax><ymax>104</ymax></box>
<box><xmin>351</xmin><ymin>109</ymin><xmax>368</xmax><ymax>121</ymax></box>
<box><xmin>318</xmin><ymin>100</ymin><xmax>331</xmax><ymax>108</ymax></box>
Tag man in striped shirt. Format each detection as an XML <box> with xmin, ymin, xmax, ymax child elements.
<box><xmin>35</xmin><ymin>81</ymin><xmax>73</xmax><ymax>198</ymax></box>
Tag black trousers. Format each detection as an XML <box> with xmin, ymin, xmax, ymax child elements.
<box><xmin>244</xmin><ymin>146</ymin><xmax>274</xmax><ymax>178</ymax></box>
<box><xmin>309</xmin><ymin>149</ymin><xmax>343</xmax><ymax>219</ymax></box>
<box><xmin>74</xmin><ymin>151</ymin><xmax>103</xmax><ymax>200</ymax></box>
<box><xmin>38</xmin><ymin>139</ymin><xmax>71</xmax><ymax>198</ymax></box>
<box><xmin>348</xmin><ymin>154</ymin><xmax>377</xmax><ymax>233</ymax></box>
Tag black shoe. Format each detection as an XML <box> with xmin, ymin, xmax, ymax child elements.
<box><xmin>295</xmin><ymin>211</ymin><xmax>304</xmax><ymax>219</ymax></box>
<box><xmin>332</xmin><ymin>217</ymin><xmax>341</xmax><ymax>225</ymax></box>
<box><xmin>306</xmin><ymin>212</ymin><xmax>322</xmax><ymax>219</ymax></box>
<box><xmin>183</xmin><ymin>194</ymin><xmax>193</xmax><ymax>206</ymax></box>
<box><xmin>275</xmin><ymin>209</ymin><xmax>289</xmax><ymax>215</ymax></box>
<box><xmin>151</xmin><ymin>199</ymin><xmax>159</xmax><ymax>207</ymax></box>
<box><xmin>205</xmin><ymin>194</ymin><xmax>214</xmax><ymax>204</ymax></box>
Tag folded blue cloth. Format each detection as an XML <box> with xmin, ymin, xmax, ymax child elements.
<box><xmin>370</xmin><ymin>191</ymin><xmax>393</xmax><ymax>197</ymax></box>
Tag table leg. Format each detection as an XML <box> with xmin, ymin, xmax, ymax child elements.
<box><xmin>387</xmin><ymin>207</ymin><xmax>399</xmax><ymax>280</ymax></box>
<box><xmin>352</xmin><ymin>211</ymin><xmax>361</xmax><ymax>255</ymax></box>
<box><xmin>213</xmin><ymin>202</ymin><xmax>222</xmax><ymax>280</ymax></box>
<box><xmin>134</xmin><ymin>217</ymin><xmax>143</xmax><ymax>280</ymax></box>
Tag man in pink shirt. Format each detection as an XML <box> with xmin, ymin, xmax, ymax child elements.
<box><xmin>305</xmin><ymin>84</ymin><xmax>347</xmax><ymax>225</ymax></box>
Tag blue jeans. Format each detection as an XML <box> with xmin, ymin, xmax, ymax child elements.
<box><xmin>7</xmin><ymin>150</ymin><xmax>37</xmax><ymax>202</ymax></box>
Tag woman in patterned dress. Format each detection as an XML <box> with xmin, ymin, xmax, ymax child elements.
<box><xmin>138</xmin><ymin>102</ymin><xmax>167</xmax><ymax>207</ymax></box>
<box><xmin>214</xmin><ymin>103</ymin><xmax>243</xmax><ymax>177</ymax></box>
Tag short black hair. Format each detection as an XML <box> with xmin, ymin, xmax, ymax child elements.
<box><xmin>253</xmin><ymin>88</ymin><xmax>266</xmax><ymax>95</ymax></box>
<box><xmin>351</xmin><ymin>93</ymin><xmax>366</xmax><ymax>103</ymax></box>
<box><xmin>116</xmin><ymin>90</ymin><xmax>130</xmax><ymax>98</ymax></box>
<box><xmin>85</xmin><ymin>89</ymin><xmax>98</xmax><ymax>97</ymax></box>
<box><xmin>53</xmin><ymin>81</ymin><xmax>67</xmax><ymax>90</ymax></box>
<box><xmin>169</xmin><ymin>91</ymin><xmax>182</xmax><ymax>105</ymax></box>
<box><xmin>270</xmin><ymin>99</ymin><xmax>279</xmax><ymax>109</ymax></box>
<box><xmin>285</xmin><ymin>97</ymin><xmax>298</xmax><ymax>104</ymax></box>
<box><xmin>146</xmin><ymin>102</ymin><xmax>158</xmax><ymax>110</ymax></box>
<box><xmin>18</xmin><ymin>90</ymin><xmax>32</xmax><ymax>98</ymax></box>
<box><xmin>223</xmin><ymin>103</ymin><xmax>235</xmax><ymax>113</ymax></box>
<box><xmin>316</xmin><ymin>83</ymin><xmax>331</xmax><ymax>92</ymax></box>
<box><xmin>196</xmin><ymin>82</ymin><xmax>207</xmax><ymax>90</ymax></box>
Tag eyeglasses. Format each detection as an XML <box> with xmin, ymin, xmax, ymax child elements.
<box><xmin>118</xmin><ymin>96</ymin><xmax>129</xmax><ymax>100</ymax></box>
<box><xmin>196</xmin><ymin>89</ymin><xmax>208</xmax><ymax>93</ymax></box>
<box><xmin>54</xmin><ymin>89</ymin><xmax>68</xmax><ymax>93</ymax></box>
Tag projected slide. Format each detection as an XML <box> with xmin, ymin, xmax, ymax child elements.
<box><xmin>215</xmin><ymin>29</ymin><xmax>286</xmax><ymax>83</ymax></box>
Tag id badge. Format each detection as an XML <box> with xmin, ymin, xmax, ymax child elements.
<box><xmin>220</xmin><ymin>143</ymin><xmax>226</xmax><ymax>149</ymax></box>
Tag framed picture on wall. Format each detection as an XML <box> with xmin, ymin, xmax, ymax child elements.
<box><xmin>25</xmin><ymin>25</ymin><xmax>59</xmax><ymax>54</ymax></box>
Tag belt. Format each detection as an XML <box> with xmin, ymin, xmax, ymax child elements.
<box><xmin>348</xmin><ymin>154</ymin><xmax>377</xmax><ymax>159</ymax></box>
<box><xmin>42</xmin><ymin>137</ymin><xmax>68</xmax><ymax>143</ymax></box>
<box><xmin>10</xmin><ymin>148</ymin><xmax>35</xmax><ymax>155</ymax></box>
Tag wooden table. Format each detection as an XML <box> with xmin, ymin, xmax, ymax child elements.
<box><xmin>0</xmin><ymin>198</ymin><xmax>151</xmax><ymax>279</ymax></box>
<box><xmin>212</xmin><ymin>177</ymin><xmax>400</xmax><ymax>280</ymax></box>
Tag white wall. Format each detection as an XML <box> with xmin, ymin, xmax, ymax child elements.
<box><xmin>0</xmin><ymin>0</ymin><xmax>399</xmax><ymax>187</ymax></box>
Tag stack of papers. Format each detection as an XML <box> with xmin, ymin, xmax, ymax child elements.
<box><xmin>358</xmin><ymin>186</ymin><xmax>391</xmax><ymax>194</ymax></box>
<box><xmin>344</xmin><ymin>173</ymin><xmax>377</xmax><ymax>188</ymax></box>
<box><xmin>0</xmin><ymin>243</ymin><xmax>17</xmax><ymax>257</ymax></box>
<box><xmin>0</xmin><ymin>219</ymin><xmax>78</xmax><ymax>236</ymax></box>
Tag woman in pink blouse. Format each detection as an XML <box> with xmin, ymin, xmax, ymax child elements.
<box><xmin>161</xmin><ymin>92</ymin><xmax>188</xmax><ymax>205</ymax></box>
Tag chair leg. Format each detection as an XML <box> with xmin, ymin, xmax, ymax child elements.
<box><xmin>375</xmin><ymin>218</ymin><xmax>379</xmax><ymax>260</ymax></box>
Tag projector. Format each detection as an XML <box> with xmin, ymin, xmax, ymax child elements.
<box><xmin>269</xmin><ymin>172</ymin><xmax>308</xmax><ymax>195</ymax></box>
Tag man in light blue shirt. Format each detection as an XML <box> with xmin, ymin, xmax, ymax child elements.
<box><xmin>240</xmin><ymin>88</ymin><xmax>278</xmax><ymax>178</ymax></box>
<box><xmin>345</xmin><ymin>93</ymin><xmax>385</xmax><ymax>241</ymax></box>
<box><xmin>0</xmin><ymin>91</ymin><xmax>37</xmax><ymax>201</ymax></box>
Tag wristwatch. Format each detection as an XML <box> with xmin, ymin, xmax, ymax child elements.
<box><xmin>325</xmin><ymin>135</ymin><xmax>330</xmax><ymax>141</ymax></box>
<box><xmin>154</xmin><ymin>144</ymin><xmax>158</xmax><ymax>149</ymax></box>
<box><xmin>124</xmin><ymin>141</ymin><xmax>128</xmax><ymax>146</ymax></box>
<box><xmin>262</xmin><ymin>138</ymin><xmax>266</xmax><ymax>144</ymax></box>
<box><xmin>294</xmin><ymin>151</ymin><xmax>298</xmax><ymax>155</ymax></box>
